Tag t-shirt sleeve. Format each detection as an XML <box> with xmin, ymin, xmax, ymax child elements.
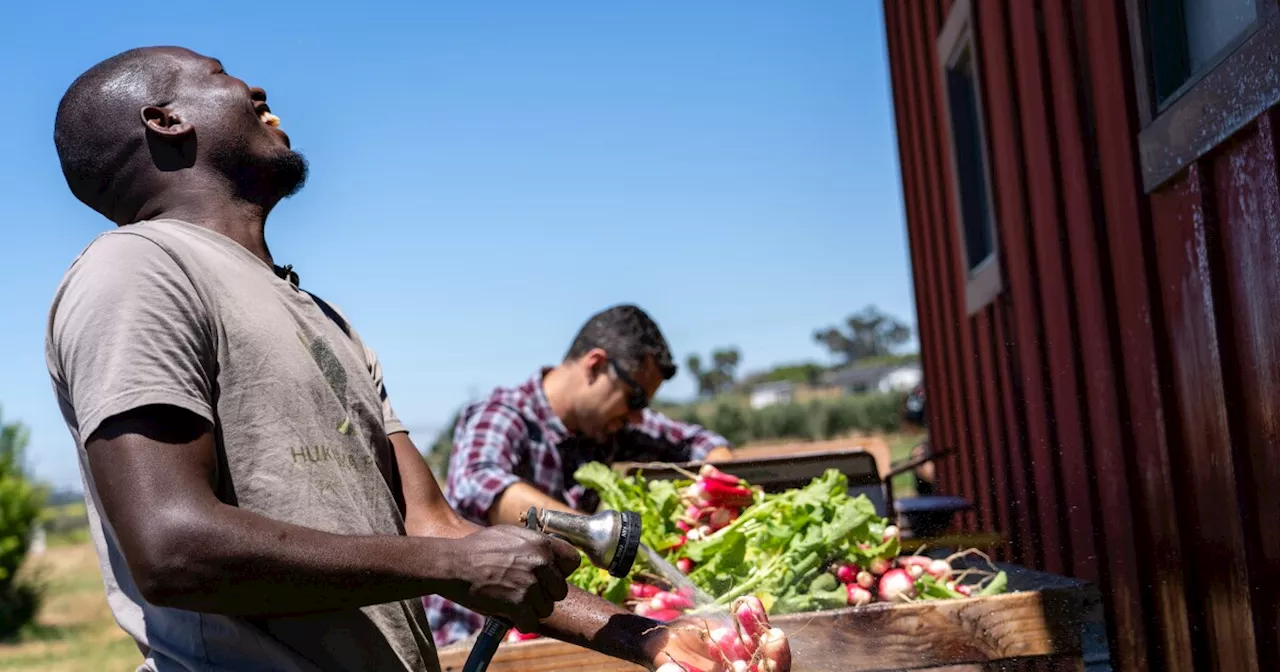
<box><xmin>48</xmin><ymin>232</ymin><xmax>216</xmax><ymax>443</ymax></box>
<box><xmin>360</xmin><ymin>342</ymin><xmax>407</xmax><ymax>436</ymax></box>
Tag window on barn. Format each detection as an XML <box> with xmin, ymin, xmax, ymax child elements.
<box><xmin>938</xmin><ymin>0</ymin><xmax>1002</xmax><ymax>315</ymax></box>
<box><xmin>1147</xmin><ymin>0</ymin><xmax>1258</xmax><ymax>106</ymax></box>
<box><xmin>1129</xmin><ymin>0</ymin><xmax>1280</xmax><ymax>190</ymax></box>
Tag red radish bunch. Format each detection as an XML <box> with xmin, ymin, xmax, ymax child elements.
<box><xmin>671</xmin><ymin>465</ymin><xmax>757</xmax><ymax>579</ymax></box>
<box><xmin>652</xmin><ymin>595</ymin><xmax>791</xmax><ymax>672</ymax></box>
<box><xmin>684</xmin><ymin>465</ymin><xmax>757</xmax><ymax>513</ymax></box>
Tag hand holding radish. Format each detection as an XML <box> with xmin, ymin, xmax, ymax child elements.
<box><xmin>649</xmin><ymin>596</ymin><xmax>791</xmax><ymax>672</ymax></box>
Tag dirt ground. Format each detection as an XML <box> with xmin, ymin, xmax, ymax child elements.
<box><xmin>732</xmin><ymin>431</ymin><xmax>915</xmax><ymax>478</ymax></box>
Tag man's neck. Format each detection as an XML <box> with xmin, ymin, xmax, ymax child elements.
<box><xmin>541</xmin><ymin>365</ymin><xmax>579</xmax><ymax>434</ymax></box>
<box><xmin>132</xmin><ymin>188</ymin><xmax>275</xmax><ymax>265</ymax></box>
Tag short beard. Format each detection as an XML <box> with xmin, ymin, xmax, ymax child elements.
<box><xmin>273</xmin><ymin>150</ymin><xmax>309</xmax><ymax>200</ymax></box>
<box><xmin>229</xmin><ymin>149</ymin><xmax>309</xmax><ymax>204</ymax></box>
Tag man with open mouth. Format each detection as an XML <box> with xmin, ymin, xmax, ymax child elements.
<box><xmin>45</xmin><ymin>47</ymin><xmax>755</xmax><ymax>672</ymax></box>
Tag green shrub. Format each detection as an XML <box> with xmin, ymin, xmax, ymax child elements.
<box><xmin>0</xmin><ymin>408</ymin><xmax>46</xmax><ymax>639</ymax></box>
<box><xmin>751</xmin><ymin>403</ymin><xmax>811</xmax><ymax>441</ymax></box>
<box><xmin>707</xmin><ymin>402</ymin><xmax>753</xmax><ymax>446</ymax></box>
<box><xmin>692</xmin><ymin>392</ymin><xmax>906</xmax><ymax>445</ymax></box>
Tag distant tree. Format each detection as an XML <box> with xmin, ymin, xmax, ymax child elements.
<box><xmin>686</xmin><ymin>347</ymin><xmax>742</xmax><ymax>397</ymax></box>
<box><xmin>0</xmin><ymin>407</ymin><xmax>46</xmax><ymax>638</ymax></box>
<box><xmin>757</xmin><ymin>362</ymin><xmax>826</xmax><ymax>386</ymax></box>
<box><xmin>813</xmin><ymin>306</ymin><xmax>912</xmax><ymax>367</ymax></box>
<box><xmin>423</xmin><ymin>412</ymin><xmax>461</xmax><ymax>484</ymax></box>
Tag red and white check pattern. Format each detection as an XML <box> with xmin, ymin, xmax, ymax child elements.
<box><xmin>425</xmin><ymin>369</ymin><xmax>729</xmax><ymax>647</ymax></box>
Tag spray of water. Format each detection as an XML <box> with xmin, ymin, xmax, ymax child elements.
<box><xmin>637</xmin><ymin>544</ymin><xmax>732</xmax><ymax>627</ymax></box>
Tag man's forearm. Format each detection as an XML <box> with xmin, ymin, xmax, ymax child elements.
<box><xmin>490</xmin><ymin>481</ymin><xmax>578</xmax><ymax>526</ymax></box>
<box><xmin>139</xmin><ymin>501</ymin><xmax>470</xmax><ymax>618</ymax></box>
<box><xmin>389</xmin><ymin>431</ymin><xmax>469</xmax><ymax>536</ymax></box>
<box><xmin>703</xmin><ymin>446</ymin><xmax>734</xmax><ymax>462</ymax></box>
<box><xmin>536</xmin><ymin>587</ymin><xmax>665</xmax><ymax>667</ymax></box>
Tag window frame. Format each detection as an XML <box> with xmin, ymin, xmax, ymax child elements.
<box><xmin>937</xmin><ymin>0</ymin><xmax>1003</xmax><ymax>316</ymax></box>
<box><xmin>1126</xmin><ymin>0</ymin><xmax>1280</xmax><ymax>192</ymax></box>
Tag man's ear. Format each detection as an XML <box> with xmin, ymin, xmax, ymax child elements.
<box><xmin>582</xmin><ymin>348</ymin><xmax>609</xmax><ymax>381</ymax></box>
<box><xmin>141</xmin><ymin>106</ymin><xmax>194</xmax><ymax>141</ymax></box>
<box><xmin>141</xmin><ymin>106</ymin><xmax>197</xmax><ymax>170</ymax></box>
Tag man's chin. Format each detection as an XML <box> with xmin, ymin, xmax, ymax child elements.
<box><xmin>275</xmin><ymin>150</ymin><xmax>309</xmax><ymax>199</ymax></box>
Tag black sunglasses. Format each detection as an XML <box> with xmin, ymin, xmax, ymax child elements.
<box><xmin>607</xmin><ymin>357</ymin><xmax>649</xmax><ymax>411</ymax></box>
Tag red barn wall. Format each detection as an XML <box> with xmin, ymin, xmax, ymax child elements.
<box><xmin>883</xmin><ymin>1</ymin><xmax>1280</xmax><ymax>669</ymax></box>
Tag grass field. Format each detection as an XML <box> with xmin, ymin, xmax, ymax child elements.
<box><xmin>0</xmin><ymin>543</ymin><xmax>139</xmax><ymax>672</ymax></box>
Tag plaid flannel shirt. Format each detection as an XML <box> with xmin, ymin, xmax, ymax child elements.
<box><xmin>424</xmin><ymin>369</ymin><xmax>729</xmax><ymax>647</ymax></box>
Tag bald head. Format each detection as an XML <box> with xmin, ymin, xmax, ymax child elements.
<box><xmin>54</xmin><ymin>46</ymin><xmax>306</xmax><ymax>225</ymax></box>
<box><xmin>54</xmin><ymin>48</ymin><xmax>185</xmax><ymax>219</ymax></box>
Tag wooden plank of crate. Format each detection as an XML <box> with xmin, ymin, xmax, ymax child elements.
<box><xmin>437</xmin><ymin>582</ymin><xmax>1099</xmax><ymax>672</ymax></box>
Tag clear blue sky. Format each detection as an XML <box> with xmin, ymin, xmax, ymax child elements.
<box><xmin>0</xmin><ymin>1</ymin><xmax>915</xmax><ymax>489</ymax></box>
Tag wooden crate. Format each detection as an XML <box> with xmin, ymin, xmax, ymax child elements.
<box><xmin>436</xmin><ymin>564</ymin><xmax>1106</xmax><ymax>671</ymax></box>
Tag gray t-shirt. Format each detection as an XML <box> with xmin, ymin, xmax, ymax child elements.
<box><xmin>45</xmin><ymin>219</ymin><xmax>438</xmax><ymax>672</ymax></box>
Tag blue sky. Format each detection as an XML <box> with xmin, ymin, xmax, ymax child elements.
<box><xmin>0</xmin><ymin>1</ymin><xmax>915</xmax><ymax>489</ymax></box>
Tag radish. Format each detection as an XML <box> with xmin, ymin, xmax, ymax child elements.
<box><xmin>630</xmin><ymin>582</ymin><xmax>660</xmax><ymax>600</ymax></box>
<box><xmin>686</xmin><ymin>528</ymin><xmax>703</xmax><ymax>542</ymax></box>
<box><xmin>732</xmin><ymin>595</ymin><xmax>769</xmax><ymax>653</ymax></box>
<box><xmin>685</xmin><ymin>481</ymin><xmax>709</xmax><ymax>505</ymax></box>
<box><xmin>956</xmin><ymin>584</ymin><xmax>972</xmax><ymax>596</ymax></box>
<box><xmin>698</xmin><ymin>525</ymin><xmax>714</xmax><ymax>537</ymax></box>
<box><xmin>731</xmin><ymin>661</ymin><xmax>749</xmax><ymax>672</ymax></box>
<box><xmin>757</xmin><ymin>627</ymin><xmax>791</xmax><ymax>672</ymax></box>
<box><xmin>845</xmin><ymin>583</ymin><xmax>873</xmax><ymax>606</ymax></box>
<box><xmin>686</xmin><ymin>504</ymin><xmax>710</xmax><ymax>521</ymax></box>
<box><xmin>696</xmin><ymin>479</ymin><xmax>756</xmax><ymax>508</ymax></box>
<box><xmin>834</xmin><ymin>563</ymin><xmax>858</xmax><ymax>585</ymax></box>
<box><xmin>927</xmin><ymin>559</ymin><xmax>953</xmax><ymax>580</ymax></box>
<box><xmin>906</xmin><ymin>564</ymin><xmax>924</xmax><ymax>580</ymax></box>
<box><xmin>648</xmin><ymin>608</ymin><xmax>682</xmax><ymax>622</ymax></box>
<box><xmin>856</xmin><ymin>571</ymin><xmax>874</xmax><ymax>589</ymax></box>
<box><xmin>877</xmin><ymin>568</ymin><xmax>916</xmax><ymax>602</ymax></box>
<box><xmin>710</xmin><ymin>507</ymin><xmax>733</xmax><ymax>529</ymax></box>
<box><xmin>898</xmin><ymin>555</ymin><xmax>931</xmax><ymax>571</ymax></box>
<box><xmin>677</xmin><ymin>557</ymin><xmax>696</xmax><ymax>574</ymax></box>
<box><xmin>708</xmin><ymin>626</ymin><xmax>749</xmax><ymax>662</ymax></box>
<box><xmin>633</xmin><ymin>602</ymin><xmax>652</xmax><ymax>617</ymax></box>
<box><xmin>882</xmin><ymin>525</ymin><xmax>899</xmax><ymax>541</ymax></box>
<box><xmin>651</xmin><ymin>591</ymin><xmax>694</xmax><ymax>611</ymax></box>
<box><xmin>676</xmin><ymin>519</ymin><xmax>692</xmax><ymax>532</ymax></box>
<box><xmin>699</xmin><ymin>463</ymin><xmax>743</xmax><ymax>487</ymax></box>
<box><xmin>868</xmin><ymin>557</ymin><xmax>890</xmax><ymax>576</ymax></box>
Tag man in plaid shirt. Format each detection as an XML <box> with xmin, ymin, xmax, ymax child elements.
<box><xmin>426</xmin><ymin>305</ymin><xmax>734</xmax><ymax>646</ymax></box>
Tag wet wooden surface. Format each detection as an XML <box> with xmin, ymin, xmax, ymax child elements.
<box><xmin>436</xmin><ymin>564</ymin><xmax>1102</xmax><ymax>672</ymax></box>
